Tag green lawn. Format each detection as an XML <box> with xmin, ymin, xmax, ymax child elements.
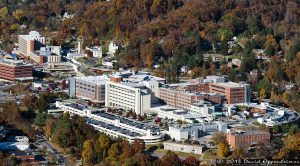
<box><xmin>155</xmin><ymin>148</ymin><xmax>201</xmax><ymax>158</ymax></box>
<box><xmin>76</xmin><ymin>57</ymin><xmax>87</xmax><ymax>63</ymax></box>
<box><xmin>202</xmin><ymin>149</ymin><xmax>218</xmax><ymax>159</ymax></box>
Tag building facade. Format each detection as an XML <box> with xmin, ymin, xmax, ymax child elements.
<box><xmin>107</xmin><ymin>41</ymin><xmax>118</xmax><ymax>56</ymax></box>
<box><xmin>209</xmin><ymin>82</ymin><xmax>251</xmax><ymax>104</ymax></box>
<box><xmin>68</xmin><ymin>76</ymin><xmax>107</xmax><ymax>102</ymax></box>
<box><xmin>86</xmin><ymin>46</ymin><xmax>102</xmax><ymax>58</ymax></box>
<box><xmin>105</xmin><ymin>78</ymin><xmax>151</xmax><ymax>115</ymax></box>
<box><xmin>190</xmin><ymin>100</ymin><xmax>215</xmax><ymax>115</ymax></box>
<box><xmin>18</xmin><ymin>31</ymin><xmax>45</xmax><ymax>59</ymax></box>
<box><xmin>169</xmin><ymin>122</ymin><xmax>227</xmax><ymax>141</ymax></box>
<box><xmin>227</xmin><ymin>130</ymin><xmax>270</xmax><ymax>148</ymax></box>
<box><xmin>18</xmin><ymin>31</ymin><xmax>62</xmax><ymax>64</ymax></box>
<box><xmin>0</xmin><ymin>58</ymin><xmax>32</xmax><ymax>81</ymax></box>
<box><xmin>163</xmin><ymin>142</ymin><xmax>204</xmax><ymax>154</ymax></box>
<box><xmin>159</xmin><ymin>88</ymin><xmax>224</xmax><ymax>110</ymax></box>
<box><xmin>56</xmin><ymin>101</ymin><xmax>163</xmax><ymax>144</ymax></box>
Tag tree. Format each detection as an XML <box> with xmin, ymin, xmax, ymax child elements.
<box><xmin>120</xmin><ymin>140</ymin><xmax>134</xmax><ymax>163</ymax></box>
<box><xmin>272</xmin><ymin>125</ymin><xmax>281</xmax><ymax>134</ymax></box>
<box><xmin>275</xmin><ymin>132</ymin><xmax>300</xmax><ymax>159</ymax></box>
<box><xmin>182</xmin><ymin>156</ymin><xmax>200</xmax><ymax>166</ymax></box>
<box><xmin>265</xmin><ymin>44</ymin><xmax>275</xmax><ymax>56</ymax></box>
<box><xmin>62</xmin><ymin>80</ymin><xmax>67</xmax><ymax>90</ymax></box>
<box><xmin>211</xmin><ymin>132</ymin><xmax>227</xmax><ymax>145</ymax></box>
<box><xmin>218</xmin><ymin>142</ymin><xmax>230</xmax><ymax>158</ymax></box>
<box><xmin>34</xmin><ymin>112</ymin><xmax>48</xmax><ymax>127</ymax></box>
<box><xmin>231</xmin><ymin>147</ymin><xmax>245</xmax><ymax>159</ymax></box>
<box><xmin>98</xmin><ymin>58</ymin><xmax>102</xmax><ymax>66</ymax></box>
<box><xmin>260</xmin><ymin>87</ymin><xmax>267</xmax><ymax>99</ymax></box>
<box><xmin>0</xmin><ymin>7</ymin><xmax>8</xmax><ymax>19</ymax></box>
<box><xmin>228</xmin><ymin>68</ymin><xmax>237</xmax><ymax>81</ymax></box>
<box><xmin>257</xmin><ymin>124</ymin><xmax>270</xmax><ymax>133</ymax></box>
<box><xmin>140</xmin><ymin>42</ymin><xmax>161</xmax><ymax>68</ymax></box>
<box><xmin>143</xmin><ymin>113</ymin><xmax>147</xmax><ymax>120</ymax></box>
<box><xmin>257</xmin><ymin>79</ymin><xmax>272</xmax><ymax>98</ymax></box>
<box><xmin>287</xmin><ymin>40</ymin><xmax>300</xmax><ymax>62</ymax></box>
<box><xmin>134</xmin><ymin>152</ymin><xmax>151</xmax><ymax>166</ymax></box>
<box><xmin>123</xmin><ymin>157</ymin><xmax>139</xmax><ymax>166</ymax></box>
<box><xmin>0</xmin><ymin>101</ymin><xmax>21</xmax><ymax>122</ymax></box>
<box><xmin>288</xmin><ymin>124</ymin><xmax>299</xmax><ymax>136</ymax></box>
<box><xmin>132</xmin><ymin>139</ymin><xmax>145</xmax><ymax>153</ymax></box>
<box><xmin>23</xmin><ymin>95</ymin><xmax>35</xmax><ymax>109</ymax></box>
<box><xmin>82</xmin><ymin>140</ymin><xmax>94</xmax><ymax>166</ymax></box>
<box><xmin>96</xmin><ymin>134</ymin><xmax>110</xmax><ymax>160</ymax></box>
<box><xmin>106</xmin><ymin>142</ymin><xmax>121</xmax><ymax>165</ymax></box>
<box><xmin>160</xmin><ymin>151</ymin><xmax>181</xmax><ymax>166</ymax></box>
<box><xmin>13</xmin><ymin>9</ymin><xmax>24</xmax><ymax>21</ymax></box>
<box><xmin>10</xmin><ymin>24</ymin><xmax>20</xmax><ymax>32</ymax></box>
<box><xmin>45</xmin><ymin>119</ymin><xmax>55</xmax><ymax>137</ymax></box>
<box><xmin>34</xmin><ymin>95</ymin><xmax>48</xmax><ymax>112</ymax></box>
<box><xmin>217</xmin><ymin>28</ymin><xmax>233</xmax><ymax>41</ymax></box>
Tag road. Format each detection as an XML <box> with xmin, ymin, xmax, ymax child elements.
<box><xmin>36</xmin><ymin>135</ymin><xmax>67</xmax><ymax>165</ymax></box>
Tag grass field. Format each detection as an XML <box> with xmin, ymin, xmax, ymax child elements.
<box><xmin>155</xmin><ymin>148</ymin><xmax>202</xmax><ymax>158</ymax></box>
<box><xmin>202</xmin><ymin>149</ymin><xmax>218</xmax><ymax>159</ymax></box>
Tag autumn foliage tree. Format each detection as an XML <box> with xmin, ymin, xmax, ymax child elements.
<box><xmin>231</xmin><ymin>147</ymin><xmax>246</xmax><ymax>159</ymax></box>
<box><xmin>182</xmin><ymin>156</ymin><xmax>200</xmax><ymax>166</ymax></box>
<box><xmin>218</xmin><ymin>142</ymin><xmax>230</xmax><ymax>158</ymax></box>
<box><xmin>160</xmin><ymin>151</ymin><xmax>181</xmax><ymax>166</ymax></box>
<box><xmin>275</xmin><ymin>132</ymin><xmax>300</xmax><ymax>159</ymax></box>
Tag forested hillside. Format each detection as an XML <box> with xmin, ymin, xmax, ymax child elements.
<box><xmin>1</xmin><ymin>0</ymin><xmax>299</xmax><ymax>65</ymax></box>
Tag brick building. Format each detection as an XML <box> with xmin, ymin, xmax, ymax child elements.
<box><xmin>159</xmin><ymin>87</ymin><xmax>224</xmax><ymax>110</ymax></box>
<box><xmin>176</xmin><ymin>82</ymin><xmax>210</xmax><ymax>93</ymax></box>
<box><xmin>226</xmin><ymin>130</ymin><xmax>270</xmax><ymax>148</ymax></box>
<box><xmin>209</xmin><ymin>82</ymin><xmax>251</xmax><ymax>104</ymax></box>
<box><xmin>18</xmin><ymin>31</ymin><xmax>45</xmax><ymax>63</ymax></box>
<box><xmin>0</xmin><ymin>58</ymin><xmax>33</xmax><ymax>81</ymax></box>
<box><xmin>18</xmin><ymin>31</ymin><xmax>62</xmax><ymax>64</ymax></box>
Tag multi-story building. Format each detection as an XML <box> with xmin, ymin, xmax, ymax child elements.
<box><xmin>0</xmin><ymin>58</ymin><xmax>32</xmax><ymax>81</ymax></box>
<box><xmin>18</xmin><ymin>31</ymin><xmax>45</xmax><ymax>58</ymax></box>
<box><xmin>209</xmin><ymin>82</ymin><xmax>251</xmax><ymax>104</ymax></box>
<box><xmin>38</xmin><ymin>46</ymin><xmax>62</xmax><ymax>63</ymax></box>
<box><xmin>86</xmin><ymin>46</ymin><xmax>102</xmax><ymax>58</ymax></box>
<box><xmin>105</xmin><ymin>77</ymin><xmax>151</xmax><ymax>115</ymax></box>
<box><xmin>163</xmin><ymin>142</ymin><xmax>204</xmax><ymax>154</ymax></box>
<box><xmin>68</xmin><ymin>76</ymin><xmax>108</xmax><ymax>102</ymax></box>
<box><xmin>159</xmin><ymin>87</ymin><xmax>224</xmax><ymax>110</ymax></box>
<box><xmin>227</xmin><ymin>130</ymin><xmax>270</xmax><ymax>148</ymax></box>
<box><xmin>125</xmin><ymin>72</ymin><xmax>165</xmax><ymax>103</ymax></box>
<box><xmin>190</xmin><ymin>100</ymin><xmax>215</xmax><ymax>115</ymax></box>
<box><xmin>174</xmin><ymin>82</ymin><xmax>210</xmax><ymax>93</ymax></box>
<box><xmin>169</xmin><ymin>122</ymin><xmax>227</xmax><ymax>141</ymax></box>
<box><xmin>107</xmin><ymin>41</ymin><xmax>118</xmax><ymax>56</ymax></box>
<box><xmin>56</xmin><ymin>101</ymin><xmax>163</xmax><ymax>144</ymax></box>
<box><xmin>205</xmin><ymin>75</ymin><xmax>226</xmax><ymax>83</ymax></box>
<box><xmin>18</xmin><ymin>31</ymin><xmax>62</xmax><ymax>64</ymax></box>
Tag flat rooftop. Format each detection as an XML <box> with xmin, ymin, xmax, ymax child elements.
<box><xmin>87</xmin><ymin>119</ymin><xmax>141</xmax><ymax>137</ymax></box>
<box><xmin>128</xmin><ymin>73</ymin><xmax>166</xmax><ymax>82</ymax></box>
<box><xmin>94</xmin><ymin>112</ymin><xmax>160</xmax><ymax>133</ymax></box>
<box><xmin>19</xmin><ymin>31</ymin><xmax>43</xmax><ymax>41</ymax></box>
<box><xmin>65</xmin><ymin>103</ymin><xmax>86</xmax><ymax>111</ymax></box>
<box><xmin>0</xmin><ymin>58</ymin><xmax>32</xmax><ymax>67</ymax></box>
<box><xmin>73</xmin><ymin>76</ymin><xmax>108</xmax><ymax>85</ymax></box>
<box><xmin>230</xmin><ymin>130</ymin><xmax>269</xmax><ymax>136</ymax></box>
<box><xmin>213</xmin><ymin>82</ymin><xmax>244</xmax><ymax>88</ymax></box>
